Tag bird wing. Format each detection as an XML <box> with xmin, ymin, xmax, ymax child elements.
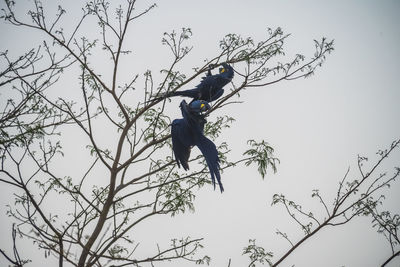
<box><xmin>194</xmin><ymin>73</ymin><xmax>231</xmax><ymax>102</ymax></box>
<box><xmin>208</xmin><ymin>88</ymin><xmax>224</xmax><ymax>102</ymax></box>
<box><xmin>196</xmin><ymin>75</ymin><xmax>215</xmax><ymax>89</ymax></box>
<box><xmin>196</xmin><ymin>135</ymin><xmax>224</xmax><ymax>192</ymax></box>
<box><xmin>211</xmin><ymin>74</ymin><xmax>232</xmax><ymax>88</ymax></box>
<box><xmin>171</xmin><ymin>119</ymin><xmax>191</xmax><ymax>171</ymax></box>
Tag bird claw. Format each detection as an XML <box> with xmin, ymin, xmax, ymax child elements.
<box><xmin>208</xmin><ymin>63</ymin><xmax>216</xmax><ymax>70</ymax></box>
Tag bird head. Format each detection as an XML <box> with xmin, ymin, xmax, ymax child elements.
<box><xmin>219</xmin><ymin>63</ymin><xmax>233</xmax><ymax>77</ymax></box>
<box><xmin>189</xmin><ymin>100</ymin><xmax>211</xmax><ymax>114</ymax></box>
<box><xmin>219</xmin><ymin>65</ymin><xmax>226</xmax><ymax>74</ymax></box>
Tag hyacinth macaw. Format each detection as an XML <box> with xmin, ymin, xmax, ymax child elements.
<box><xmin>171</xmin><ymin>99</ymin><xmax>224</xmax><ymax>192</ymax></box>
<box><xmin>158</xmin><ymin>63</ymin><xmax>234</xmax><ymax>103</ymax></box>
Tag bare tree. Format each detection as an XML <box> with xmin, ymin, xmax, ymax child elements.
<box><xmin>0</xmin><ymin>43</ymin><xmax>78</xmax><ymax>147</ymax></box>
<box><xmin>243</xmin><ymin>139</ymin><xmax>400</xmax><ymax>266</ymax></box>
<box><xmin>0</xmin><ymin>0</ymin><xmax>333</xmax><ymax>266</ymax></box>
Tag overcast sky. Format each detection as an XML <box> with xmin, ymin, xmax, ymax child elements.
<box><xmin>1</xmin><ymin>0</ymin><xmax>400</xmax><ymax>266</ymax></box>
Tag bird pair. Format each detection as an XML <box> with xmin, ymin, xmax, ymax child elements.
<box><xmin>162</xmin><ymin>63</ymin><xmax>234</xmax><ymax>192</ymax></box>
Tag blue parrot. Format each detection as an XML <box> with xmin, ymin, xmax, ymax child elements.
<box><xmin>157</xmin><ymin>63</ymin><xmax>234</xmax><ymax>103</ymax></box>
<box><xmin>171</xmin><ymin>100</ymin><xmax>224</xmax><ymax>192</ymax></box>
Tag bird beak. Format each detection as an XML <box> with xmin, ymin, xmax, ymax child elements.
<box><xmin>219</xmin><ymin>68</ymin><xmax>225</xmax><ymax>73</ymax></box>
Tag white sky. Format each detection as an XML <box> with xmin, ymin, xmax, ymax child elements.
<box><xmin>1</xmin><ymin>0</ymin><xmax>400</xmax><ymax>266</ymax></box>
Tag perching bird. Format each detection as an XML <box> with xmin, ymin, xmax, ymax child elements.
<box><xmin>156</xmin><ymin>63</ymin><xmax>234</xmax><ymax>103</ymax></box>
<box><xmin>171</xmin><ymin>100</ymin><xmax>224</xmax><ymax>192</ymax></box>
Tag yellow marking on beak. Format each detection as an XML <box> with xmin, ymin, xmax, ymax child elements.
<box><xmin>220</xmin><ymin>68</ymin><xmax>225</xmax><ymax>73</ymax></box>
<box><xmin>200</xmin><ymin>103</ymin><xmax>205</xmax><ymax>109</ymax></box>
